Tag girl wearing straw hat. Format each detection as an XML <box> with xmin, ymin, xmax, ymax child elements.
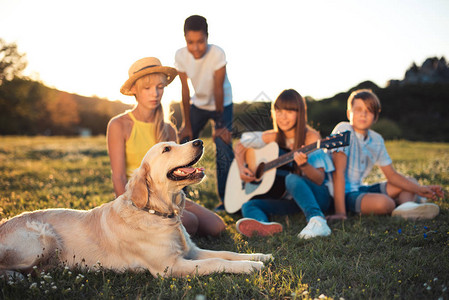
<box><xmin>107</xmin><ymin>57</ymin><xmax>225</xmax><ymax>237</ymax></box>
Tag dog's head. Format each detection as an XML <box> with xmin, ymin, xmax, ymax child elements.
<box><xmin>125</xmin><ymin>139</ymin><xmax>205</xmax><ymax>212</ymax></box>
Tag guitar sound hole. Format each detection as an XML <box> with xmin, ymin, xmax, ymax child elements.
<box><xmin>255</xmin><ymin>162</ymin><xmax>265</xmax><ymax>179</ymax></box>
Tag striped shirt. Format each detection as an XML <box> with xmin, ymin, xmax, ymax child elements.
<box><xmin>331</xmin><ymin>122</ymin><xmax>392</xmax><ymax>193</ymax></box>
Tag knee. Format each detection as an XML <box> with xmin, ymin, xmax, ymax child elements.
<box><xmin>241</xmin><ymin>202</ymin><xmax>252</xmax><ymax>217</ymax></box>
<box><xmin>379</xmin><ymin>196</ymin><xmax>396</xmax><ymax>214</ymax></box>
<box><xmin>205</xmin><ymin>218</ymin><xmax>226</xmax><ymax>237</ymax></box>
<box><xmin>241</xmin><ymin>200</ymin><xmax>260</xmax><ymax>216</ymax></box>
<box><xmin>285</xmin><ymin>174</ymin><xmax>307</xmax><ymax>191</ymax></box>
<box><xmin>365</xmin><ymin>195</ymin><xmax>396</xmax><ymax>215</ymax></box>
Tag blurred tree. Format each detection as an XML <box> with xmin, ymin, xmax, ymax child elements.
<box><xmin>372</xmin><ymin>119</ymin><xmax>402</xmax><ymax>140</ymax></box>
<box><xmin>0</xmin><ymin>38</ymin><xmax>27</xmax><ymax>85</ymax></box>
<box><xmin>46</xmin><ymin>91</ymin><xmax>80</xmax><ymax>134</ymax></box>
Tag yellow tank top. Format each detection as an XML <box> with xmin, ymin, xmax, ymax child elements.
<box><xmin>125</xmin><ymin>112</ymin><xmax>156</xmax><ymax>178</ymax></box>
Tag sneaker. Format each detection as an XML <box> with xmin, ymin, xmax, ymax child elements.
<box><xmin>235</xmin><ymin>218</ymin><xmax>283</xmax><ymax>237</ymax></box>
<box><xmin>298</xmin><ymin>216</ymin><xmax>331</xmax><ymax>239</ymax></box>
<box><xmin>392</xmin><ymin>202</ymin><xmax>439</xmax><ymax>220</ymax></box>
<box><xmin>415</xmin><ymin>196</ymin><xmax>428</xmax><ymax>204</ymax></box>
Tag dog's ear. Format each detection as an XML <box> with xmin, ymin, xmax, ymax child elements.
<box><xmin>129</xmin><ymin>162</ymin><xmax>150</xmax><ymax>209</ymax></box>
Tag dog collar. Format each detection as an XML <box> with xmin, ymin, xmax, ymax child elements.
<box><xmin>132</xmin><ymin>180</ymin><xmax>179</xmax><ymax>219</ymax></box>
<box><xmin>140</xmin><ymin>206</ymin><xmax>178</xmax><ymax>218</ymax></box>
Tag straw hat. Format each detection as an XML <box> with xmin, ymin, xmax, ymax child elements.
<box><xmin>120</xmin><ymin>57</ymin><xmax>178</xmax><ymax>96</ymax></box>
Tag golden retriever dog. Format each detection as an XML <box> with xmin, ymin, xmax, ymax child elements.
<box><xmin>0</xmin><ymin>139</ymin><xmax>271</xmax><ymax>278</ymax></box>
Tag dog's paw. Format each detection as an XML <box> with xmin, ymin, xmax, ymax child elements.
<box><xmin>251</xmin><ymin>253</ymin><xmax>273</xmax><ymax>262</ymax></box>
<box><xmin>249</xmin><ymin>261</ymin><xmax>264</xmax><ymax>272</ymax></box>
<box><xmin>260</xmin><ymin>253</ymin><xmax>273</xmax><ymax>262</ymax></box>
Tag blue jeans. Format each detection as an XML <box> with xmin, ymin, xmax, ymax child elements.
<box><xmin>190</xmin><ymin>104</ymin><xmax>234</xmax><ymax>203</ymax></box>
<box><xmin>241</xmin><ymin>173</ymin><xmax>332</xmax><ymax>222</ymax></box>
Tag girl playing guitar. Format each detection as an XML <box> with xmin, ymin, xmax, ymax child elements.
<box><xmin>234</xmin><ymin>89</ymin><xmax>335</xmax><ymax>239</ymax></box>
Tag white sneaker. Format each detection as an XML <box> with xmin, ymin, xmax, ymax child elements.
<box><xmin>392</xmin><ymin>202</ymin><xmax>440</xmax><ymax>220</ymax></box>
<box><xmin>298</xmin><ymin>216</ymin><xmax>331</xmax><ymax>239</ymax></box>
<box><xmin>415</xmin><ymin>196</ymin><xmax>428</xmax><ymax>203</ymax></box>
<box><xmin>236</xmin><ymin>218</ymin><xmax>283</xmax><ymax>237</ymax></box>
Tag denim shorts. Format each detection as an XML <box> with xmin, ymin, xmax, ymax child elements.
<box><xmin>345</xmin><ymin>182</ymin><xmax>388</xmax><ymax>213</ymax></box>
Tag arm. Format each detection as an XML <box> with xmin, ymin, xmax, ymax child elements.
<box><xmin>293</xmin><ymin>152</ymin><xmax>325</xmax><ymax>185</ymax></box>
<box><xmin>233</xmin><ymin>140</ymin><xmax>256</xmax><ymax>183</ymax></box>
<box><xmin>295</xmin><ymin>129</ymin><xmax>325</xmax><ymax>185</ymax></box>
<box><xmin>178</xmin><ymin>72</ymin><xmax>192</xmax><ymax>142</ymax></box>
<box><xmin>212</xmin><ymin>66</ymin><xmax>232</xmax><ymax>144</ymax></box>
<box><xmin>107</xmin><ymin>119</ymin><xmax>127</xmax><ymax>197</ymax></box>
<box><xmin>380</xmin><ymin>164</ymin><xmax>444</xmax><ymax>200</ymax></box>
<box><xmin>234</xmin><ymin>131</ymin><xmax>276</xmax><ymax>182</ymax></box>
<box><xmin>213</xmin><ymin>66</ymin><xmax>226</xmax><ymax>114</ymax></box>
<box><xmin>328</xmin><ymin>151</ymin><xmax>348</xmax><ymax>220</ymax></box>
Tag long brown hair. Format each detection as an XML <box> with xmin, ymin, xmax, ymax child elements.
<box><xmin>272</xmin><ymin>89</ymin><xmax>309</xmax><ymax>174</ymax></box>
<box><xmin>272</xmin><ymin>89</ymin><xmax>308</xmax><ymax>150</ymax></box>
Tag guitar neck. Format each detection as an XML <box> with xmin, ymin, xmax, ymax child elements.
<box><xmin>264</xmin><ymin>141</ymin><xmax>320</xmax><ymax>172</ymax></box>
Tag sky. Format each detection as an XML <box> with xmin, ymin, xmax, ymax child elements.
<box><xmin>1</xmin><ymin>0</ymin><xmax>449</xmax><ymax>107</ymax></box>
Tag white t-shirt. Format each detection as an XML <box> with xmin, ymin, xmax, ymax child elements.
<box><xmin>175</xmin><ymin>44</ymin><xmax>233</xmax><ymax>111</ymax></box>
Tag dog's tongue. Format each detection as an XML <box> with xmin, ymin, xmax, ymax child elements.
<box><xmin>174</xmin><ymin>167</ymin><xmax>205</xmax><ymax>177</ymax></box>
<box><xmin>176</xmin><ymin>167</ymin><xmax>195</xmax><ymax>175</ymax></box>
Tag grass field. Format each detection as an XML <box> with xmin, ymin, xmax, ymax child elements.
<box><xmin>0</xmin><ymin>136</ymin><xmax>448</xmax><ymax>299</ymax></box>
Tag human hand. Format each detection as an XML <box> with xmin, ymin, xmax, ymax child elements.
<box><xmin>179</xmin><ymin>126</ymin><xmax>192</xmax><ymax>144</ymax></box>
<box><xmin>239</xmin><ymin>166</ymin><xmax>256</xmax><ymax>183</ymax></box>
<box><xmin>216</xmin><ymin>106</ymin><xmax>224</xmax><ymax>114</ymax></box>
<box><xmin>214</xmin><ymin>127</ymin><xmax>232</xmax><ymax>145</ymax></box>
<box><xmin>326</xmin><ymin>213</ymin><xmax>347</xmax><ymax>221</ymax></box>
<box><xmin>418</xmin><ymin>185</ymin><xmax>445</xmax><ymax>200</ymax></box>
<box><xmin>293</xmin><ymin>152</ymin><xmax>308</xmax><ymax>167</ymax></box>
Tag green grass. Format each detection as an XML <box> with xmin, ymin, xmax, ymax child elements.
<box><xmin>1</xmin><ymin>136</ymin><xmax>448</xmax><ymax>299</ymax></box>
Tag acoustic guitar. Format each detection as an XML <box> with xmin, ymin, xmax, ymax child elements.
<box><xmin>224</xmin><ymin>131</ymin><xmax>350</xmax><ymax>213</ymax></box>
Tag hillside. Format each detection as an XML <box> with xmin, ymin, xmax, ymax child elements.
<box><xmin>0</xmin><ymin>78</ymin><xmax>132</xmax><ymax>135</ymax></box>
<box><xmin>1</xmin><ymin>57</ymin><xmax>448</xmax><ymax>141</ymax></box>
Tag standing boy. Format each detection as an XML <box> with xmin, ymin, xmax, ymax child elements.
<box><xmin>328</xmin><ymin>89</ymin><xmax>443</xmax><ymax>220</ymax></box>
<box><xmin>174</xmin><ymin>15</ymin><xmax>233</xmax><ymax>211</ymax></box>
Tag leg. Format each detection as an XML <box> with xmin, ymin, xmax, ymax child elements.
<box><xmin>190</xmin><ymin>105</ymin><xmax>211</xmax><ymax>140</ymax></box>
<box><xmin>390</xmin><ymin>178</ymin><xmax>440</xmax><ymax>220</ymax></box>
<box><xmin>360</xmin><ymin>193</ymin><xmax>396</xmax><ymax>215</ymax></box>
<box><xmin>180</xmin><ymin>209</ymin><xmax>199</xmax><ymax>236</ymax></box>
<box><xmin>386</xmin><ymin>177</ymin><xmax>420</xmax><ymax>205</ymax></box>
<box><xmin>184</xmin><ymin>199</ymin><xmax>226</xmax><ymax>237</ymax></box>
<box><xmin>241</xmin><ymin>199</ymin><xmax>299</xmax><ymax>222</ymax></box>
<box><xmin>213</xmin><ymin>104</ymin><xmax>234</xmax><ymax>203</ymax></box>
<box><xmin>285</xmin><ymin>174</ymin><xmax>331</xmax><ymax>221</ymax></box>
<box><xmin>214</xmin><ymin>137</ymin><xmax>234</xmax><ymax>202</ymax></box>
<box><xmin>237</xmin><ymin>199</ymin><xmax>298</xmax><ymax>237</ymax></box>
<box><xmin>193</xmin><ymin>248</ymin><xmax>272</xmax><ymax>262</ymax></box>
<box><xmin>285</xmin><ymin>174</ymin><xmax>332</xmax><ymax>239</ymax></box>
<box><xmin>0</xmin><ymin>221</ymin><xmax>60</xmax><ymax>271</ymax></box>
<box><xmin>345</xmin><ymin>184</ymin><xmax>395</xmax><ymax>215</ymax></box>
<box><xmin>169</xmin><ymin>257</ymin><xmax>264</xmax><ymax>277</ymax></box>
